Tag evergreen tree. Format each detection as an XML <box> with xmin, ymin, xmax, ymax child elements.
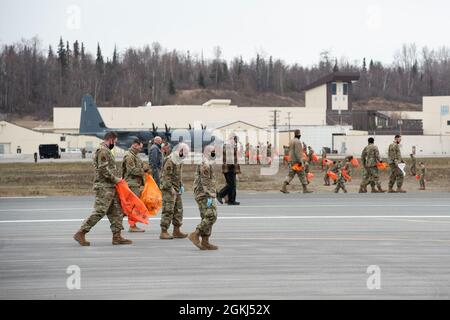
<box><xmin>168</xmin><ymin>78</ymin><xmax>176</xmax><ymax>95</ymax></box>
<box><xmin>198</xmin><ymin>71</ymin><xmax>206</xmax><ymax>88</ymax></box>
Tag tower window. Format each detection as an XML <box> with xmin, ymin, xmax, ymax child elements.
<box><xmin>331</xmin><ymin>83</ymin><xmax>337</xmax><ymax>95</ymax></box>
<box><xmin>343</xmin><ymin>83</ymin><xmax>348</xmax><ymax>95</ymax></box>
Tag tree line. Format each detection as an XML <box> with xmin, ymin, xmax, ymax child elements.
<box><xmin>1</xmin><ymin>37</ymin><xmax>450</xmax><ymax>118</ymax></box>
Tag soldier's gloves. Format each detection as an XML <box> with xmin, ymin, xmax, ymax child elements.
<box><xmin>114</xmin><ymin>177</ymin><xmax>122</xmax><ymax>185</ymax></box>
<box><xmin>207</xmin><ymin>198</ymin><xmax>215</xmax><ymax>208</ymax></box>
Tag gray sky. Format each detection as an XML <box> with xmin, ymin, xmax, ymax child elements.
<box><xmin>1</xmin><ymin>0</ymin><xmax>449</xmax><ymax>65</ymax></box>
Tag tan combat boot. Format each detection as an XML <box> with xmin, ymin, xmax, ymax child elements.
<box><xmin>188</xmin><ymin>229</ymin><xmax>204</xmax><ymax>250</ymax></box>
<box><xmin>129</xmin><ymin>225</ymin><xmax>145</xmax><ymax>233</ymax></box>
<box><xmin>160</xmin><ymin>229</ymin><xmax>174</xmax><ymax>240</ymax></box>
<box><xmin>173</xmin><ymin>226</ymin><xmax>188</xmax><ymax>239</ymax></box>
<box><xmin>73</xmin><ymin>229</ymin><xmax>90</xmax><ymax>246</ymax></box>
<box><xmin>377</xmin><ymin>184</ymin><xmax>386</xmax><ymax>193</ymax></box>
<box><xmin>280</xmin><ymin>182</ymin><xmax>289</xmax><ymax>194</ymax></box>
<box><xmin>388</xmin><ymin>186</ymin><xmax>396</xmax><ymax>193</ymax></box>
<box><xmin>302</xmin><ymin>184</ymin><xmax>313</xmax><ymax>194</ymax></box>
<box><xmin>112</xmin><ymin>231</ymin><xmax>133</xmax><ymax>245</ymax></box>
<box><xmin>201</xmin><ymin>236</ymin><xmax>218</xmax><ymax>250</ymax></box>
<box><xmin>358</xmin><ymin>186</ymin><xmax>367</xmax><ymax>193</ymax></box>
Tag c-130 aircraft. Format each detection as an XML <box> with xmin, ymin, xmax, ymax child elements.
<box><xmin>79</xmin><ymin>94</ymin><xmax>219</xmax><ymax>154</ymax></box>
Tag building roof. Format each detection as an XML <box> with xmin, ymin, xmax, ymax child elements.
<box><xmin>302</xmin><ymin>72</ymin><xmax>360</xmax><ymax>91</ymax></box>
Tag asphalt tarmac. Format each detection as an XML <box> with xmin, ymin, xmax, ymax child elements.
<box><xmin>1</xmin><ymin>192</ymin><xmax>450</xmax><ymax>299</ymax></box>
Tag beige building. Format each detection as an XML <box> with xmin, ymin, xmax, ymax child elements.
<box><xmin>0</xmin><ymin>121</ymin><xmax>102</xmax><ymax>155</ymax></box>
<box><xmin>52</xmin><ymin>99</ymin><xmax>327</xmax><ymax>133</ymax></box>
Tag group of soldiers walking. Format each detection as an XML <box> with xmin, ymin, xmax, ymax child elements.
<box><xmin>73</xmin><ymin>129</ymin><xmax>427</xmax><ymax>249</ymax></box>
<box><xmin>73</xmin><ymin>132</ymin><xmax>220</xmax><ymax>251</ymax></box>
<box><xmin>280</xmin><ymin>130</ymin><xmax>426</xmax><ymax>194</ymax></box>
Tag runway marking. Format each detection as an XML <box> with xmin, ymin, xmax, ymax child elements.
<box><xmin>2</xmin><ymin>204</ymin><xmax>450</xmax><ymax>212</ymax></box>
<box><xmin>0</xmin><ymin>196</ymin><xmax>48</xmax><ymax>199</ymax></box>
<box><xmin>1</xmin><ymin>215</ymin><xmax>450</xmax><ymax>224</ymax></box>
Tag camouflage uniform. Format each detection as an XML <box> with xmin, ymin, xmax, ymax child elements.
<box><xmin>193</xmin><ymin>160</ymin><xmax>217</xmax><ymax>237</ymax></box>
<box><xmin>80</xmin><ymin>143</ymin><xmax>124</xmax><ymax>233</ymax></box>
<box><xmin>334</xmin><ymin>170</ymin><xmax>347</xmax><ymax>193</ymax></box>
<box><xmin>284</xmin><ymin>137</ymin><xmax>307</xmax><ymax>186</ymax></box>
<box><xmin>388</xmin><ymin>142</ymin><xmax>404</xmax><ymax>189</ymax></box>
<box><xmin>419</xmin><ymin>166</ymin><xmax>426</xmax><ymax>189</ymax></box>
<box><xmin>160</xmin><ymin>154</ymin><xmax>184</xmax><ymax>231</ymax></box>
<box><xmin>330</xmin><ymin>161</ymin><xmax>341</xmax><ymax>185</ymax></box>
<box><xmin>324</xmin><ymin>162</ymin><xmax>332</xmax><ymax>186</ymax></box>
<box><xmin>360</xmin><ymin>144</ymin><xmax>382</xmax><ymax>189</ymax></box>
<box><xmin>122</xmin><ymin>147</ymin><xmax>146</xmax><ymax>197</ymax></box>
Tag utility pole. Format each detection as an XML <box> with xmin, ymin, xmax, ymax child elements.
<box><xmin>269</xmin><ymin>109</ymin><xmax>281</xmax><ymax>151</ymax></box>
<box><xmin>286</xmin><ymin>112</ymin><xmax>292</xmax><ymax>141</ymax></box>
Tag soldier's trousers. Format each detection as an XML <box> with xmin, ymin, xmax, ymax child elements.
<box><xmin>195</xmin><ymin>197</ymin><xmax>218</xmax><ymax>237</ymax></box>
<box><xmin>160</xmin><ymin>189</ymin><xmax>183</xmax><ymax>231</ymax></box>
<box><xmin>324</xmin><ymin>173</ymin><xmax>330</xmax><ymax>185</ymax></box>
<box><xmin>284</xmin><ymin>168</ymin><xmax>307</xmax><ymax>186</ymax></box>
<box><xmin>361</xmin><ymin>167</ymin><xmax>380</xmax><ymax>188</ymax></box>
<box><xmin>419</xmin><ymin>177</ymin><xmax>426</xmax><ymax>189</ymax></box>
<box><xmin>80</xmin><ymin>187</ymin><xmax>124</xmax><ymax>233</ymax></box>
<box><xmin>335</xmin><ymin>179</ymin><xmax>347</xmax><ymax>193</ymax></box>
<box><xmin>389</xmin><ymin>164</ymin><xmax>404</xmax><ymax>189</ymax></box>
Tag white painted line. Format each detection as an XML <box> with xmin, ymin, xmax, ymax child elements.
<box><xmin>0</xmin><ymin>196</ymin><xmax>48</xmax><ymax>199</ymax></box>
<box><xmin>1</xmin><ymin>215</ymin><xmax>450</xmax><ymax>224</ymax></box>
<box><xmin>1</xmin><ymin>204</ymin><xmax>450</xmax><ymax>212</ymax></box>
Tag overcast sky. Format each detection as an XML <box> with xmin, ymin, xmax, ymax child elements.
<box><xmin>1</xmin><ymin>0</ymin><xmax>449</xmax><ymax>66</ymax></box>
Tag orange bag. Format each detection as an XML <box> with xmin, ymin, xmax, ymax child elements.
<box><xmin>327</xmin><ymin>171</ymin><xmax>338</xmax><ymax>181</ymax></box>
<box><xmin>376</xmin><ymin>162</ymin><xmax>388</xmax><ymax>170</ymax></box>
<box><xmin>307</xmin><ymin>172</ymin><xmax>314</xmax><ymax>182</ymax></box>
<box><xmin>415</xmin><ymin>174</ymin><xmax>420</xmax><ymax>180</ymax></box>
<box><xmin>312</xmin><ymin>153</ymin><xmax>319</xmax><ymax>162</ymax></box>
<box><xmin>115</xmin><ymin>179</ymin><xmax>150</xmax><ymax>226</ymax></box>
<box><xmin>292</xmin><ymin>163</ymin><xmax>304</xmax><ymax>171</ymax></box>
<box><xmin>140</xmin><ymin>173</ymin><xmax>162</xmax><ymax>217</ymax></box>
<box><xmin>284</xmin><ymin>155</ymin><xmax>290</xmax><ymax>162</ymax></box>
<box><xmin>351</xmin><ymin>158</ymin><xmax>359</xmax><ymax>167</ymax></box>
<box><xmin>342</xmin><ymin>169</ymin><xmax>352</xmax><ymax>182</ymax></box>
<box><xmin>323</xmin><ymin>159</ymin><xmax>333</xmax><ymax>166</ymax></box>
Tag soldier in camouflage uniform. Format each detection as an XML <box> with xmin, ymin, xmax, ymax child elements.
<box><xmin>188</xmin><ymin>145</ymin><xmax>219</xmax><ymax>250</ymax></box>
<box><xmin>280</xmin><ymin>129</ymin><xmax>313</xmax><ymax>194</ymax></box>
<box><xmin>359</xmin><ymin>137</ymin><xmax>386</xmax><ymax>193</ymax></box>
<box><xmin>122</xmin><ymin>139</ymin><xmax>149</xmax><ymax>232</ymax></box>
<box><xmin>418</xmin><ymin>162</ymin><xmax>426</xmax><ymax>190</ymax></box>
<box><xmin>323</xmin><ymin>160</ymin><xmax>334</xmax><ymax>186</ymax></box>
<box><xmin>330</xmin><ymin>160</ymin><xmax>341</xmax><ymax>185</ymax></box>
<box><xmin>334</xmin><ymin>168</ymin><xmax>348</xmax><ymax>193</ymax></box>
<box><xmin>388</xmin><ymin>135</ymin><xmax>406</xmax><ymax>193</ymax></box>
<box><xmin>73</xmin><ymin>132</ymin><xmax>132</xmax><ymax>246</ymax></box>
<box><xmin>159</xmin><ymin>143</ymin><xmax>189</xmax><ymax>240</ymax></box>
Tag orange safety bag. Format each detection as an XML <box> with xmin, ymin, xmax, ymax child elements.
<box><xmin>376</xmin><ymin>162</ymin><xmax>388</xmax><ymax>170</ymax></box>
<box><xmin>115</xmin><ymin>179</ymin><xmax>150</xmax><ymax>226</ymax></box>
<box><xmin>342</xmin><ymin>169</ymin><xmax>352</xmax><ymax>182</ymax></box>
<box><xmin>415</xmin><ymin>174</ymin><xmax>420</xmax><ymax>180</ymax></box>
<box><xmin>323</xmin><ymin>159</ymin><xmax>333</xmax><ymax>166</ymax></box>
<box><xmin>292</xmin><ymin>163</ymin><xmax>304</xmax><ymax>171</ymax></box>
<box><xmin>307</xmin><ymin>172</ymin><xmax>314</xmax><ymax>182</ymax></box>
<box><xmin>284</xmin><ymin>155</ymin><xmax>290</xmax><ymax>162</ymax></box>
<box><xmin>327</xmin><ymin>171</ymin><xmax>338</xmax><ymax>181</ymax></box>
<box><xmin>312</xmin><ymin>153</ymin><xmax>319</xmax><ymax>162</ymax></box>
<box><xmin>140</xmin><ymin>173</ymin><xmax>162</xmax><ymax>217</ymax></box>
<box><xmin>351</xmin><ymin>158</ymin><xmax>359</xmax><ymax>167</ymax></box>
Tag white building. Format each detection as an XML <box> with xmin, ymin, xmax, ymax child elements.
<box><xmin>0</xmin><ymin>121</ymin><xmax>102</xmax><ymax>156</ymax></box>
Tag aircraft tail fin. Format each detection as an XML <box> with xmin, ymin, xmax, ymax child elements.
<box><xmin>80</xmin><ymin>95</ymin><xmax>108</xmax><ymax>134</ymax></box>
